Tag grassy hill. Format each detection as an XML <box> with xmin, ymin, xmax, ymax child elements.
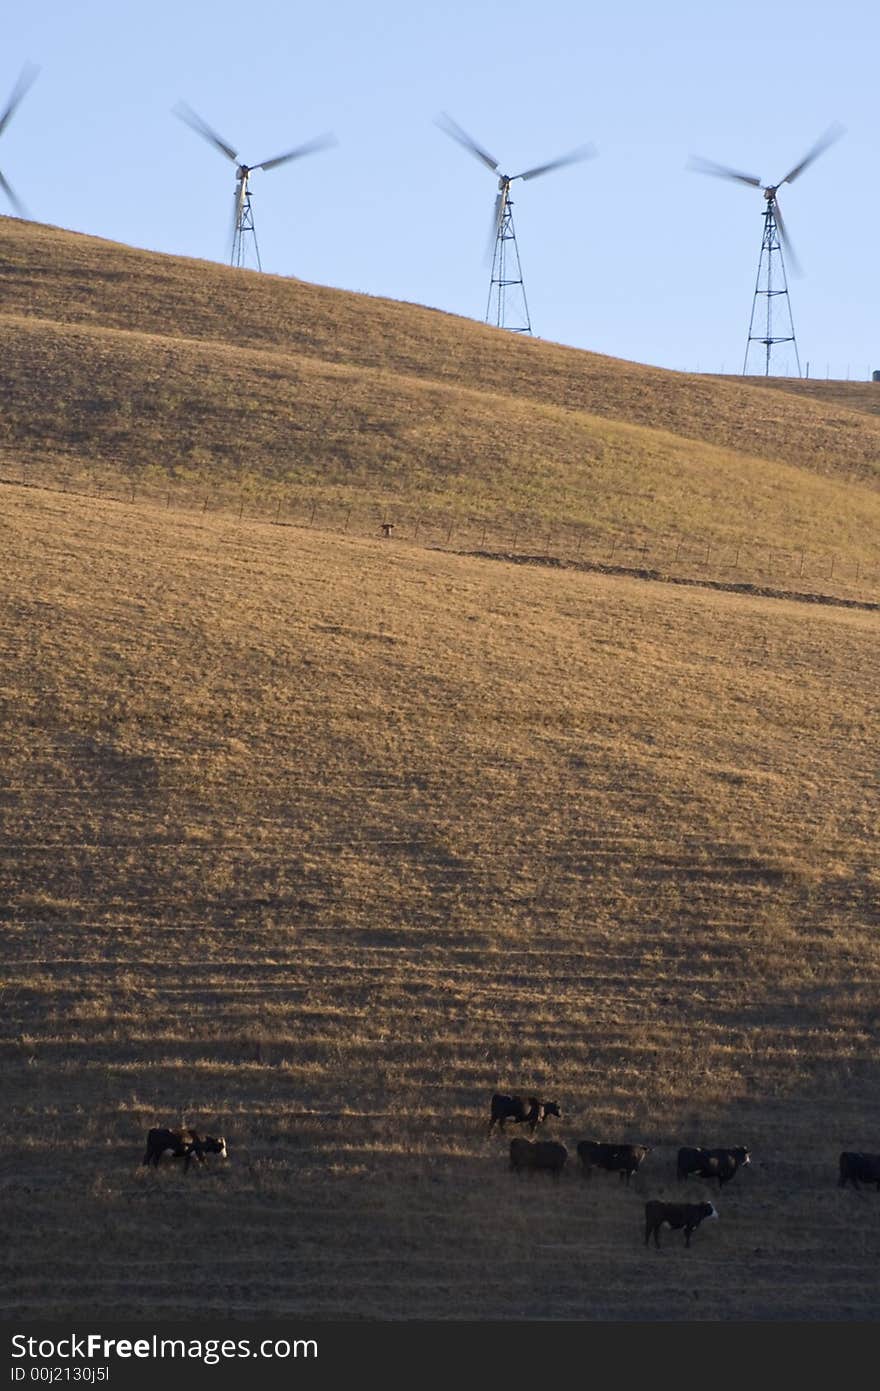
<box><xmin>743</xmin><ymin>373</ymin><xmax>880</xmax><ymax>420</ymax></box>
<box><xmin>2</xmin><ymin>219</ymin><xmax>879</xmax><ymax>576</ymax></box>
<box><xmin>1</xmin><ymin>221</ymin><xmax>879</xmax><ymax>1321</ymax></box>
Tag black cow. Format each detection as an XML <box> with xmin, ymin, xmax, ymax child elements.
<box><xmin>645</xmin><ymin>1200</ymin><xmax>718</xmax><ymax>1248</ymax></box>
<box><xmin>839</xmin><ymin>1151</ymin><xmax>880</xmax><ymax>1190</ymax></box>
<box><xmin>142</xmin><ymin>1128</ymin><xmax>228</xmax><ymax>1173</ymax></box>
<box><xmin>488</xmin><ymin>1094</ymin><xmax>561</xmax><ymax>1136</ymax></box>
<box><xmin>677</xmin><ymin>1145</ymin><xmax>750</xmax><ymax>1187</ymax></box>
<box><xmin>509</xmin><ymin>1137</ymin><xmax>568</xmax><ymax>1178</ymax></box>
<box><xmin>577</xmin><ymin>1140</ymin><xmax>651</xmax><ymax>1184</ymax></box>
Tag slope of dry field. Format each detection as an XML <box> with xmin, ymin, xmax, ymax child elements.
<box><xmin>743</xmin><ymin>375</ymin><xmax>880</xmax><ymax>420</ymax></box>
<box><xmin>1</xmin><ymin>220</ymin><xmax>879</xmax><ymax>574</ymax></box>
<box><xmin>1</xmin><ymin>483</ymin><xmax>878</xmax><ymax>1321</ymax></box>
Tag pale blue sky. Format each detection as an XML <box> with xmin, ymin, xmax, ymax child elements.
<box><xmin>3</xmin><ymin>1</ymin><xmax>879</xmax><ymax>377</ymax></box>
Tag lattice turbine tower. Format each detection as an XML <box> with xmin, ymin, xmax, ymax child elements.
<box><xmin>436</xmin><ymin>113</ymin><xmax>596</xmax><ymax>334</ymax></box>
<box><xmin>690</xmin><ymin>124</ymin><xmax>844</xmax><ymax>376</ymax></box>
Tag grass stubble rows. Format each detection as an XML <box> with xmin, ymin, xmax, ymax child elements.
<box><xmin>0</xmin><ymin>219</ymin><xmax>878</xmax><ymax>1322</ymax></box>
<box><xmin>1</xmin><ymin>484</ymin><xmax>878</xmax><ymax>1321</ymax></box>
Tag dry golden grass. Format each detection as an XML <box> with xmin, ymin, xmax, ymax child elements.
<box><xmin>1</xmin><ymin>219</ymin><xmax>879</xmax><ymax>573</ymax></box>
<box><xmin>1</xmin><ymin>219</ymin><xmax>878</xmax><ymax>1320</ymax></box>
<box><xmin>743</xmin><ymin>374</ymin><xmax>880</xmax><ymax>420</ymax></box>
<box><xmin>1</xmin><ymin>481</ymin><xmax>878</xmax><ymax>1321</ymax></box>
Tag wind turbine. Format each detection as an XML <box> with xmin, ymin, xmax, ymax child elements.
<box><xmin>174</xmin><ymin>101</ymin><xmax>337</xmax><ymax>270</ymax></box>
<box><xmin>0</xmin><ymin>63</ymin><xmax>39</xmax><ymax>217</ymax></box>
<box><xmin>690</xmin><ymin>123</ymin><xmax>844</xmax><ymax>376</ymax></box>
<box><xmin>436</xmin><ymin>113</ymin><xmax>596</xmax><ymax>333</ymax></box>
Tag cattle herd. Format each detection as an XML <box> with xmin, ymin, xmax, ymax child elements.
<box><xmin>140</xmin><ymin>1097</ymin><xmax>880</xmax><ymax>1251</ymax></box>
<box><xmin>488</xmin><ymin>1093</ymin><xmax>880</xmax><ymax>1249</ymax></box>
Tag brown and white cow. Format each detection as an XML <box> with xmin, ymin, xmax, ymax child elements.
<box><xmin>488</xmin><ymin>1094</ymin><xmax>561</xmax><ymax>1136</ymax></box>
<box><xmin>142</xmin><ymin>1128</ymin><xmax>228</xmax><ymax>1172</ymax></box>
<box><xmin>644</xmin><ymin>1200</ymin><xmax>718</xmax><ymax>1248</ymax></box>
<box><xmin>577</xmin><ymin>1140</ymin><xmax>651</xmax><ymax>1184</ymax></box>
<box><xmin>509</xmin><ymin>1137</ymin><xmax>568</xmax><ymax>1178</ymax></box>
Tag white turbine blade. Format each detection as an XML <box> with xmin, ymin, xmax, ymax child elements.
<box><xmin>772</xmin><ymin>197</ymin><xmax>801</xmax><ymax>278</ymax></box>
<box><xmin>0</xmin><ymin>166</ymin><xmax>27</xmax><ymax>217</ymax></box>
<box><xmin>174</xmin><ymin>101</ymin><xmax>238</xmax><ymax>163</ymax></box>
<box><xmin>781</xmin><ymin>121</ymin><xmax>845</xmax><ymax>185</ymax></box>
<box><xmin>0</xmin><ymin>62</ymin><xmax>39</xmax><ymax>141</ymax></box>
<box><xmin>230</xmin><ymin>179</ymin><xmax>246</xmax><ymax>259</ymax></box>
<box><xmin>253</xmin><ymin>132</ymin><xmax>338</xmax><ymax>172</ymax></box>
<box><xmin>485</xmin><ymin>187</ymin><xmax>508</xmax><ymax>265</ymax></box>
<box><xmin>435</xmin><ymin>111</ymin><xmax>500</xmax><ymax>173</ymax></box>
<box><xmin>514</xmin><ymin>142</ymin><xmax>598</xmax><ymax>182</ymax></box>
<box><xmin>688</xmin><ymin>154</ymin><xmax>762</xmax><ymax>187</ymax></box>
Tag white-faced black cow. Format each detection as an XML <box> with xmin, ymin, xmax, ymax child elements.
<box><xmin>839</xmin><ymin>1151</ymin><xmax>880</xmax><ymax>1190</ymax></box>
<box><xmin>644</xmin><ymin>1200</ymin><xmax>718</xmax><ymax>1248</ymax></box>
<box><xmin>577</xmin><ymin>1140</ymin><xmax>651</xmax><ymax>1184</ymax></box>
<box><xmin>677</xmin><ymin>1145</ymin><xmax>750</xmax><ymax>1187</ymax></box>
<box><xmin>509</xmin><ymin>1137</ymin><xmax>568</xmax><ymax>1178</ymax></box>
<box><xmin>142</xmin><ymin>1127</ymin><xmax>228</xmax><ymax>1173</ymax></box>
<box><xmin>488</xmin><ymin>1094</ymin><xmax>561</xmax><ymax>1137</ymax></box>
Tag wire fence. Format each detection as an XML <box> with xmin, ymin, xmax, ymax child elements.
<box><xmin>6</xmin><ymin>458</ymin><xmax>880</xmax><ymax>599</ymax></box>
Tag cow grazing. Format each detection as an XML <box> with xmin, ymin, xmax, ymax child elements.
<box><xmin>677</xmin><ymin>1145</ymin><xmax>750</xmax><ymax>1188</ymax></box>
<box><xmin>488</xmin><ymin>1093</ymin><xmax>561</xmax><ymax>1137</ymax></box>
<box><xmin>509</xmin><ymin>1138</ymin><xmax>568</xmax><ymax>1178</ymax></box>
<box><xmin>142</xmin><ymin>1128</ymin><xmax>228</xmax><ymax>1173</ymax></box>
<box><xmin>839</xmin><ymin>1152</ymin><xmax>880</xmax><ymax>1190</ymax></box>
<box><xmin>577</xmin><ymin>1140</ymin><xmax>651</xmax><ymax>1185</ymax></box>
<box><xmin>644</xmin><ymin>1200</ymin><xmax>718</xmax><ymax>1249</ymax></box>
